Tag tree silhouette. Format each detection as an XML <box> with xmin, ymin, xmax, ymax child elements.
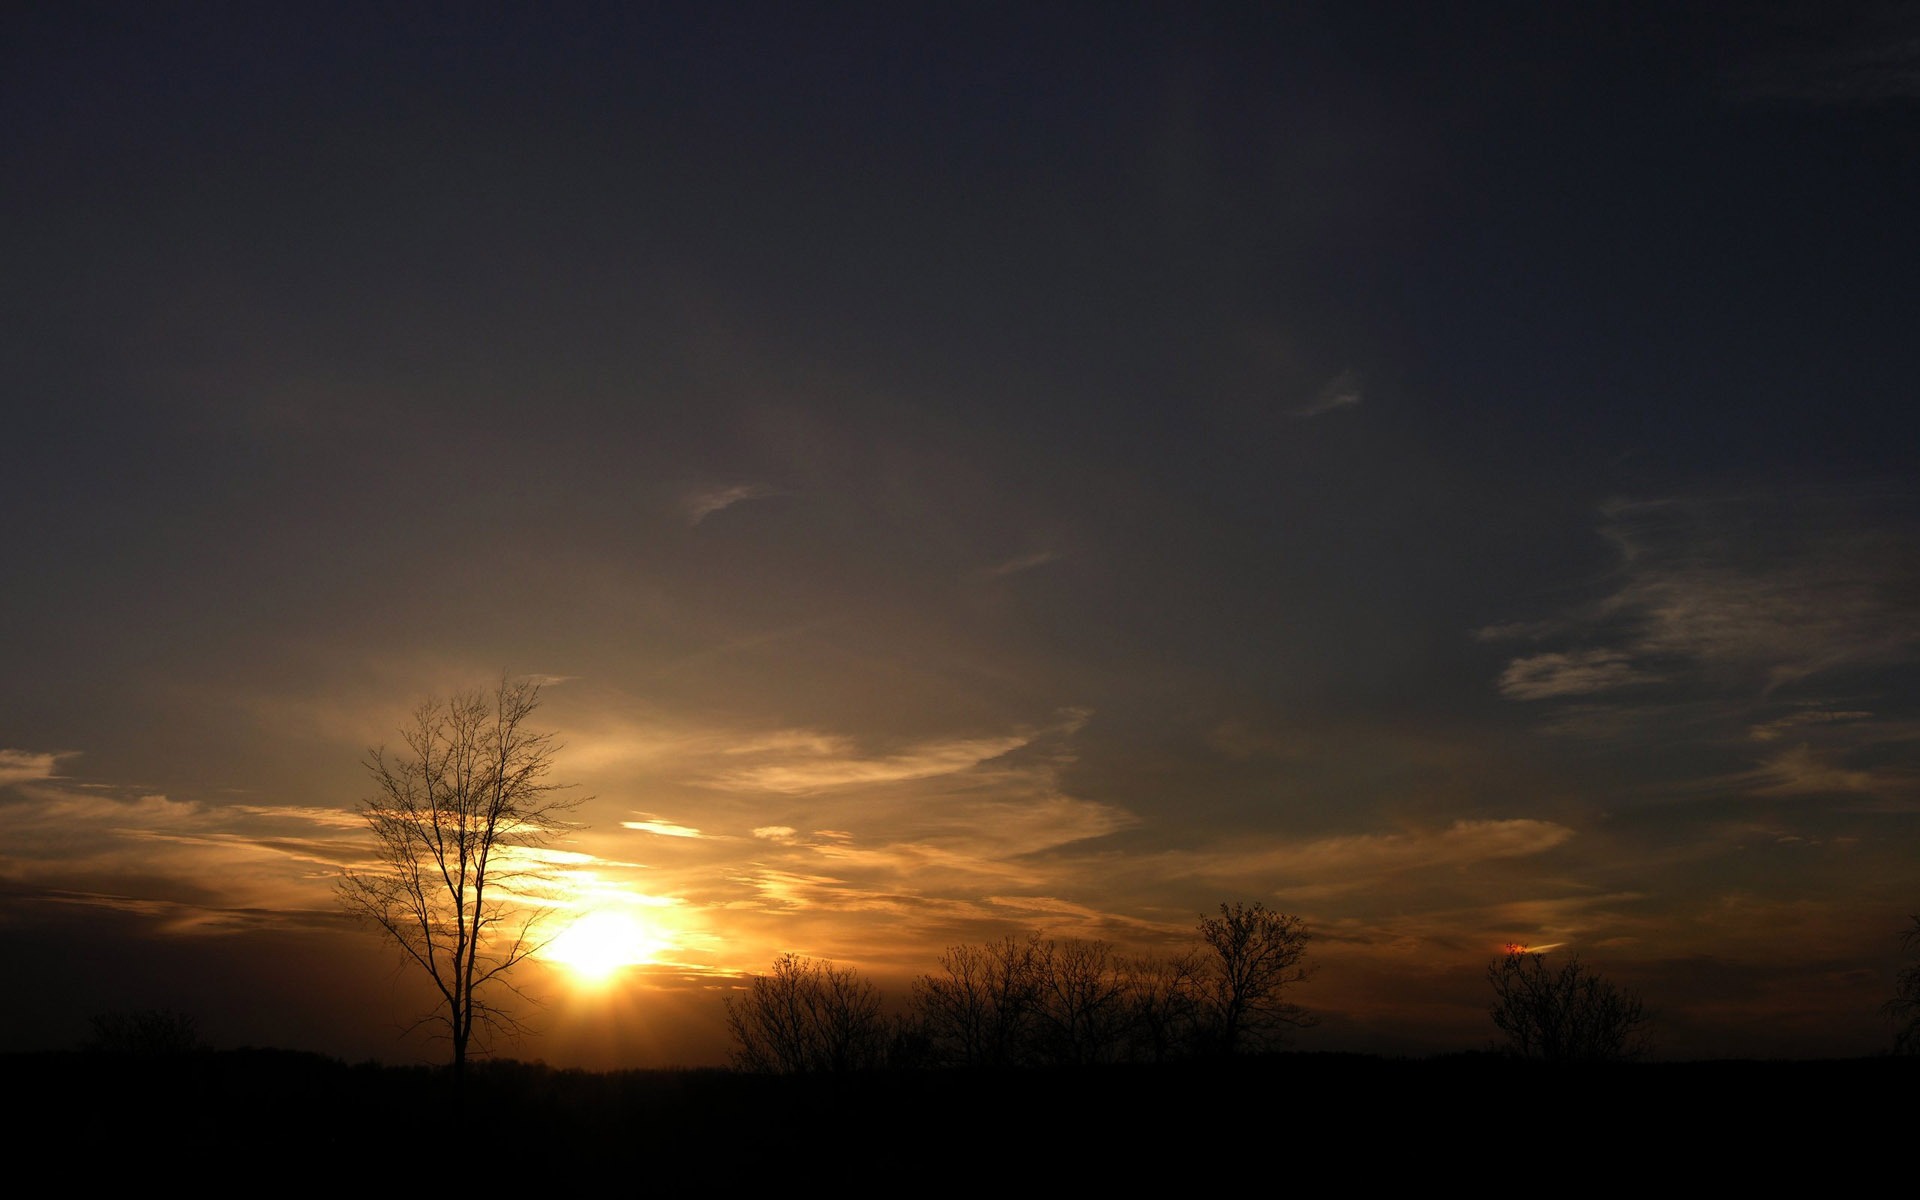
<box><xmin>725</xmin><ymin>953</ymin><xmax>890</xmax><ymax>1074</ymax></box>
<box><xmin>911</xmin><ymin>935</ymin><xmax>1047</xmax><ymax>1068</ymax></box>
<box><xmin>1029</xmin><ymin>938</ymin><xmax>1135</xmax><ymax>1066</ymax></box>
<box><xmin>337</xmin><ymin>678</ymin><xmax>581</xmax><ymax>1077</ymax></box>
<box><xmin>1123</xmin><ymin>949</ymin><xmax>1206</xmax><ymax>1063</ymax></box>
<box><xmin>1488</xmin><ymin>946</ymin><xmax>1651</xmax><ymax>1062</ymax></box>
<box><xmin>909</xmin><ymin>914</ymin><xmax>1316</xmax><ymax>1067</ymax></box>
<box><xmin>1196</xmin><ymin>902</ymin><xmax>1315</xmax><ymax>1054</ymax></box>
<box><xmin>1888</xmin><ymin>914</ymin><xmax>1920</xmax><ymax>1055</ymax></box>
<box><xmin>911</xmin><ymin>934</ymin><xmax>1149</xmax><ymax>1068</ymax></box>
<box><xmin>86</xmin><ymin>1008</ymin><xmax>204</xmax><ymax>1055</ymax></box>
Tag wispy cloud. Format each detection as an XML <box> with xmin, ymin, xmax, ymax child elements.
<box><xmin>1489</xmin><ymin>491</ymin><xmax>1920</xmax><ymax>707</ymax></box>
<box><xmin>0</xmin><ymin>778</ymin><xmax>637</xmax><ymax>937</ymax></box>
<box><xmin>1748</xmin><ymin>710</ymin><xmax>1875</xmax><ymax>743</ymax></box>
<box><xmin>1291</xmin><ymin>369</ymin><xmax>1363</xmax><ymax>418</ymax></box>
<box><xmin>1160</xmin><ymin>818</ymin><xmax>1574</xmax><ymax>896</ymax></box>
<box><xmin>0</xmin><ymin>784</ymin><xmax>346</xmax><ymax>918</ymax></box>
<box><xmin>1498</xmin><ymin>650</ymin><xmax>1651</xmax><ymax>700</ymax></box>
<box><xmin>982</xmin><ymin>550</ymin><xmax>1059</xmax><ymax>579</ymax></box>
<box><xmin>226</xmin><ymin>803</ymin><xmax>365</xmax><ymax>829</ymax></box>
<box><xmin>1730</xmin><ymin>744</ymin><xmax>1888</xmax><ymax>799</ymax></box>
<box><xmin>716</xmin><ymin>785</ymin><xmax>1138</xmax><ymax>924</ymax></box>
<box><xmin>0</xmin><ymin>749</ymin><xmax>66</xmax><ymax>787</ymax></box>
<box><xmin>681</xmin><ymin>483</ymin><xmax>779</xmax><ymax>525</ymax></box>
<box><xmin>713</xmin><ymin>733</ymin><xmax>1034</xmax><ymax>794</ymax></box>
<box><xmin>722</xmin><ymin>730</ymin><xmax>851</xmax><ymax>757</ymax></box>
<box><xmin>562</xmin><ymin>710</ymin><xmax>1136</xmax><ymax>969</ymax></box>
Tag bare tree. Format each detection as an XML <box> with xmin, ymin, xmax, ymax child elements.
<box><xmin>913</xmin><ymin>915</ymin><xmax>1314</xmax><ymax>1067</ymax></box>
<box><xmin>1123</xmin><ymin>949</ymin><xmax>1206</xmax><ymax>1063</ymax></box>
<box><xmin>336</xmin><ymin>678</ymin><xmax>581</xmax><ymax>1076</ymax></box>
<box><xmin>910</xmin><ymin>935</ymin><xmax>1046</xmax><ymax>1068</ymax></box>
<box><xmin>1197</xmin><ymin>902</ymin><xmax>1315</xmax><ymax>1054</ymax></box>
<box><xmin>1488</xmin><ymin>946</ymin><xmax>1651</xmax><ymax>1063</ymax></box>
<box><xmin>1888</xmin><ymin>914</ymin><xmax>1920</xmax><ymax>1055</ymax></box>
<box><xmin>1030</xmin><ymin>938</ymin><xmax>1134</xmax><ymax>1066</ymax></box>
<box><xmin>725</xmin><ymin>953</ymin><xmax>890</xmax><ymax>1074</ymax></box>
<box><xmin>913</xmin><ymin>935</ymin><xmax>1143</xmax><ymax>1068</ymax></box>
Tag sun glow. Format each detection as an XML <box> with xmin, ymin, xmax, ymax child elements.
<box><xmin>544</xmin><ymin>909</ymin><xmax>672</xmax><ymax>983</ymax></box>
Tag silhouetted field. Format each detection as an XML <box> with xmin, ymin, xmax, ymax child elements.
<box><xmin>10</xmin><ymin>1049</ymin><xmax>1905</xmax><ymax>1178</ymax></box>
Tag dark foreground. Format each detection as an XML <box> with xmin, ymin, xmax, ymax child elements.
<box><xmin>9</xmin><ymin>1049</ymin><xmax>1906</xmax><ymax>1180</ymax></box>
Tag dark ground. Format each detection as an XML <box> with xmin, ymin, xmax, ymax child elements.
<box><xmin>9</xmin><ymin>1049</ymin><xmax>1907</xmax><ymax>1182</ymax></box>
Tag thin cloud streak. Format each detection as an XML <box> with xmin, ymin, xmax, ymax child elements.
<box><xmin>713</xmin><ymin>733</ymin><xmax>1035</xmax><ymax>794</ymax></box>
<box><xmin>682</xmin><ymin>483</ymin><xmax>779</xmax><ymax>525</ymax></box>
<box><xmin>621</xmin><ymin>815</ymin><xmax>705</xmax><ymax>838</ymax></box>
<box><xmin>1748</xmin><ymin>710</ymin><xmax>1875</xmax><ymax>742</ymax></box>
<box><xmin>982</xmin><ymin>550</ymin><xmax>1060</xmax><ymax>579</ymax></box>
<box><xmin>1121</xmin><ymin>819</ymin><xmax>1575</xmax><ymax>900</ymax></box>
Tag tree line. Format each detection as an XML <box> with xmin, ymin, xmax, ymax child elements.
<box><xmin>726</xmin><ymin>930</ymin><xmax>1674</xmax><ymax>1075</ymax></box>
<box><xmin>725</xmin><ymin>902</ymin><xmax>1314</xmax><ymax>1073</ymax></box>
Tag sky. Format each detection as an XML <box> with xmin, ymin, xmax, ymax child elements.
<box><xmin>5</xmin><ymin>2</ymin><xmax>1919</xmax><ymax>1067</ymax></box>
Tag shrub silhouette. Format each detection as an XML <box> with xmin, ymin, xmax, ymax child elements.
<box><xmin>1888</xmin><ymin>914</ymin><xmax>1920</xmax><ymax>1055</ymax></box>
<box><xmin>86</xmin><ymin>1008</ymin><xmax>204</xmax><ymax>1055</ymax></box>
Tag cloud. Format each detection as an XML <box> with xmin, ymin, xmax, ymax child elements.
<box><xmin>1733</xmin><ymin>745</ymin><xmax>1886</xmax><ymax>799</ymax></box>
<box><xmin>3</xmin><ymin>786</ymin><xmax>204</xmax><ymax>827</ymax></box>
<box><xmin>426</xmin><ymin>706</ymin><xmax>1119</xmax><ymax>972</ymax></box>
<box><xmin>1498</xmin><ymin>650</ymin><xmax>1650</xmax><ymax>700</ymax></box>
<box><xmin>982</xmin><ymin>550</ymin><xmax>1059</xmax><ymax>579</ymax></box>
<box><xmin>1609</xmin><ymin>495</ymin><xmax>1916</xmax><ymax>683</ymax></box>
<box><xmin>716</xmin><ymin>786</ymin><xmax>1139</xmax><ymax>921</ymax></box>
<box><xmin>1748</xmin><ymin>710</ymin><xmax>1874</xmax><ymax>743</ymax></box>
<box><xmin>1208</xmin><ymin>818</ymin><xmax>1574</xmax><ymax>887</ymax></box>
<box><xmin>0</xmin><ymin>782</ymin><xmax>661</xmax><ymax>946</ymax></box>
<box><xmin>722</xmin><ymin>731</ymin><xmax>852</xmax><ymax>757</ymax></box>
<box><xmin>0</xmin><ymin>785</ymin><xmax>349</xmax><ymax>919</ymax></box>
<box><xmin>713</xmin><ymin>733</ymin><xmax>1034</xmax><ymax>794</ymax></box>
<box><xmin>1291</xmin><ymin>369</ymin><xmax>1363</xmax><ymax>418</ymax></box>
<box><xmin>1490</xmin><ymin>491</ymin><xmax>1920</xmax><ymax>706</ymax></box>
<box><xmin>621</xmin><ymin>815</ymin><xmax>704</xmax><ymax>838</ymax></box>
<box><xmin>571</xmin><ymin>710</ymin><xmax>1138</xmax><ymax>969</ymax></box>
<box><xmin>682</xmin><ymin>483</ymin><xmax>778</xmax><ymax>525</ymax></box>
<box><xmin>226</xmin><ymin>804</ymin><xmax>365</xmax><ymax>829</ymax></box>
<box><xmin>0</xmin><ymin>749</ymin><xmax>65</xmax><ymax>787</ymax></box>
<box><xmin>1058</xmin><ymin>818</ymin><xmax>1573</xmax><ymax>911</ymax></box>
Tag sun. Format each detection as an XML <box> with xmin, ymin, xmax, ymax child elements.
<box><xmin>544</xmin><ymin>909</ymin><xmax>670</xmax><ymax>984</ymax></box>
